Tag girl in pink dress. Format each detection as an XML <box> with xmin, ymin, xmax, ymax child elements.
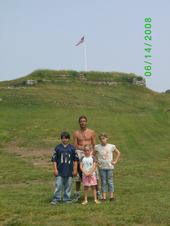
<box><xmin>80</xmin><ymin>144</ymin><xmax>100</xmax><ymax>205</ymax></box>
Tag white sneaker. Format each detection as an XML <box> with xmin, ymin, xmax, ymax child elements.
<box><xmin>74</xmin><ymin>192</ymin><xmax>81</xmax><ymax>200</ymax></box>
<box><xmin>94</xmin><ymin>199</ymin><xmax>101</xmax><ymax>204</ymax></box>
<box><xmin>82</xmin><ymin>200</ymin><xmax>88</xmax><ymax>205</ymax></box>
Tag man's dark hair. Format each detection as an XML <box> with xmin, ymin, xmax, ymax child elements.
<box><xmin>78</xmin><ymin>115</ymin><xmax>88</xmax><ymax>123</ymax></box>
<box><xmin>60</xmin><ymin>131</ymin><xmax>70</xmax><ymax>139</ymax></box>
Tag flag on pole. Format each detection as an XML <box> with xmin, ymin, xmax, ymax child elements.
<box><xmin>75</xmin><ymin>36</ymin><xmax>84</xmax><ymax>46</ymax></box>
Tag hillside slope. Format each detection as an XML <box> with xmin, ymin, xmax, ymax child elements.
<box><xmin>0</xmin><ymin>70</ymin><xmax>170</xmax><ymax>226</ymax></box>
<box><xmin>0</xmin><ymin>70</ymin><xmax>169</xmax><ymax>156</ymax></box>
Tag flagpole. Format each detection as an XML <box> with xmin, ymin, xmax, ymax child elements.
<box><xmin>84</xmin><ymin>41</ymin><xmax>87</xmax><ymax>71</ymax></box>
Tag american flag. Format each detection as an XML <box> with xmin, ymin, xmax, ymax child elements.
<box><xmin>75</xmin><ymin>36</ymin><xmax>84</xmax><ymax>46</ymax></box>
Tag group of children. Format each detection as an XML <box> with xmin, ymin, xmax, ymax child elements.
<box><xmin>51</xmin><ymin>131</ymin><xmax>120</xmax><ymax>205</ymax></box>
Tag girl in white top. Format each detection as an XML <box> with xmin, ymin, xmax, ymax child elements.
<box><xmin>95</xmin><ymin>133</ymin><xmax>120</xmax><ymax>201</ymax></box>
<box><xmin>80</xmin><ymin>145</ymin><xmax>100</xmax><ymax>205</ymax></box>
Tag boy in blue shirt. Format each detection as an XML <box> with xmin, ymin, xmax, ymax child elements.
<box><xmin>51</xmin><ymin>132</ymin><xmax>78</xmax><ymax>205</ymax></box>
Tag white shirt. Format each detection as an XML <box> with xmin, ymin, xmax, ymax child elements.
<box><xmin>80</xmin><ymin>156</ymin><xmax>96</xmax><ymax>176</ymax></box>
<box><xmin>95</xmin><ymin>143</ymin><xmax>116</xmax><ymax>169</ymax></box>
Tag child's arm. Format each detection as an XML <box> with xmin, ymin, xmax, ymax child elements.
<box><xmin>80</xmin><ymin>162</ymin><xmax>88</xmax><ymax>176</ymax></box>
<box><xmin>87</xmin><ymin>162</ymin><xmax>97</xmax><ymax>176</ymax></box>
<box><xmin>112</xmin><ymin>148</ymin><xmax>120</xmax><ymax>165</ymax></box>
<box><xmin>53</xmin><ymin>161</ymin><xmax>58</xmax><ymax>176</ymax></box>
<box><xmin>51</xmin><ymin>148</ymin><xmax>58</xmax><ymax>176</ymax></box>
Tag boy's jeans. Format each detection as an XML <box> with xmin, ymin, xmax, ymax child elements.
<box><xmin>53</xmin><ymin>176</ymin><xmax>72</xmax><ymax>202</ymax></box>
<box><xmin>99</xmin><ymin>169</ymin><xmax>114</xmax><ymax>193</ymax></box>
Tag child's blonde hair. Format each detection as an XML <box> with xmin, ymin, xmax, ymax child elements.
<box><xmin>84</xmin><ymin>144</ymin><xmax>93</xmax><ymax>151</ymax></box>
<box><xmin>98</xmin><ymin>133</ymin><xmax>108</xmax><ymax>139</ymax></box>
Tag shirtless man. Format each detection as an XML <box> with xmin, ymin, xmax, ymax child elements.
<box><xmin>73</xmin><ymin>115</ymin><xmax>100</xmax><ymax>200</ymax></box>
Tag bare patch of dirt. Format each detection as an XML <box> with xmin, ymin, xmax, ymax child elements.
<box><xmin>6</xmin><ymin>143</ymin><xmax>53</xmax><ymax>170</ymax></box>
<box><xmin>0</xmin><ymin>180</ymin><xmax>54</xmax><ymax>188</ymax></box>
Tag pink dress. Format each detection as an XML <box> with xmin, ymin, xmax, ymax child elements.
<box><xmin>82</xmin><ymin>175</ymin><xmax>97</xmax><ymax>186</ymax></box>
<box><xmin>80</xmin><ymin>156</ymin><xmax>97</xmax><ymax>186</ymax></box>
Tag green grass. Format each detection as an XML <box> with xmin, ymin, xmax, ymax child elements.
<box><xmin>0</xmin><ymin>150</ymin><xmax>169</xmax><ymax>226</ymax></box>
<box><xmin>0</xmin><ymin>70</ymin><xmax>170</xmax><ymax>225</ymax></box>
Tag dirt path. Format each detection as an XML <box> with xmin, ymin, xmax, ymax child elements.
<box><xmin>6</xmin><ymin>144</ymin><xmax>53</xmax><ymax>170</ymax></box>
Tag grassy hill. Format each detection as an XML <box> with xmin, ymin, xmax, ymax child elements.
<box><xmin>0</xmin><ymin>70</ymin><xmax>170</xmax><ymax>226</ymax></box>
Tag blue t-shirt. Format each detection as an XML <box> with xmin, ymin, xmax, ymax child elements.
<box><xmin>51</xmin><ymin>143</ymin><xmax>78</xmax><ymax>177</ymax></box>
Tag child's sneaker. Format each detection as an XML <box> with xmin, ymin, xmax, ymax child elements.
<box><xmin>50</xmin><ymin>199</ymin><xmax>60</xmax><ymax>205</ymax></box>
<box><xmin>82</xmin><ymin>200</ymin><xmax>88</xmax><ymax>205</ymax></box>
<box><xmin>97</xmin><ymin>191</ymin><xmax>102</xmax><ymax>200</ymax></box>
<box><xmin>63</xmin><ymin>199</ymin><xmax>74</xmax><ymax>204</ymax></box>
<box><xmin>94</xmin><ymin>199</ymin><xmax>101</xmax><ymax>204</ymax></box>
<box><xmin>110</xmin><ymin>197</ymin><xmax>116</xmax><ymax>202</ymax></box>
<box><xmin>74</xmin><ymin>191</ymin><xmax>81</xmax><ymax>201</ymax></box>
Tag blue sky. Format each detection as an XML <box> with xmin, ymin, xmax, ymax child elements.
<box><xmin>0</xmin><ymin>0</ymin><xmax>170</xmax><ymax>92</ymax></box>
